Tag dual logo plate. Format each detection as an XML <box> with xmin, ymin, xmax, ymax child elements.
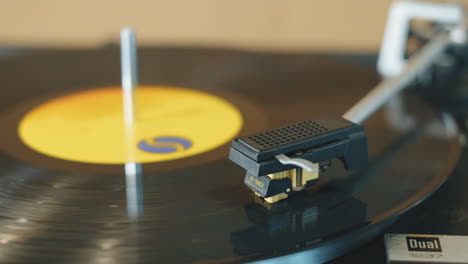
<box><xmin>385</xmin><ymin>234</ymin><xmax>468</xmax><ymax>264</ymax></box>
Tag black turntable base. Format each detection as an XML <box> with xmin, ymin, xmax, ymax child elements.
<box><xmin>0</xmin><ymin>46</ymin><xmax>463</xmax><ymax>263</ymax></box>
<box><xmin>332</xmin><ymin>147</ymin><xmax>468</xmax><ymax>263</ymax></box>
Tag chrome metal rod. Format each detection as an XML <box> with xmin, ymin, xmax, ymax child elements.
<box><xmin>125</xmin><ymin>162</ymin><xmax>143</xmax><ymax>220</ymax></box>
<box><xmin>120</xmin><ymin>28</ymin><xmax>143</xmax><ymax>220</ymax></box>
<box><xmin>343</xmin><ymin>32</ymin><xmax>451</xmax><ymax>124</ymax></box>
<box><xmin>121</xmin><ymin>27</ymin><xmax>138</xmax><ymax>125</ymax></box>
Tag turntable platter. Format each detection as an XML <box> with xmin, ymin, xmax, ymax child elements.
<box><xmin>0</xmin><ymin>47</ymin><xmax>460</xmax><ymax>263</ymax></box>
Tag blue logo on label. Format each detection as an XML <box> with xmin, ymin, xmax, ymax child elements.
<box><xmin>137</xmin><ymin>136</ymin><xmax>192</xmax><ymax>154</ymax></box>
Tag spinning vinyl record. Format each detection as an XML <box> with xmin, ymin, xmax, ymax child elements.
<box><xmin>0</xmin><ymin>47</ymin><xmax>461</xmax><ymax>263</ymax></box>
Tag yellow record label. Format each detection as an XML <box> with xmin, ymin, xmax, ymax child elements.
<box><xmin>18</xmin><ymin>86</ymin><xmax>243</xmax><ymax>164</ymax></box>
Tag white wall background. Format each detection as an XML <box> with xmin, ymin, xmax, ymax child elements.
<box><xmin>0</xmin><ymin>0</ymin><xmax>401</xmax><ymax>52</ymax></box>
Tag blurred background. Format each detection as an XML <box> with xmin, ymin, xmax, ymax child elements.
<box><xmin>0</xmin><ymin>0</ymin><xmax>394</xmax><ymax>53</ymax></box>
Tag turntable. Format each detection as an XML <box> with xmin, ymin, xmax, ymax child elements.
<box><xmin>0</xmin><ymin>1</ymin><xmax>467</xmax><ymax>263</ymax></box>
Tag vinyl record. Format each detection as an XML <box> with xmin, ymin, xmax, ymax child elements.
<box><xmin>0</xmin><ymin>47</ymin><xmax>461</xmax><ymax>263</ymax></box>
